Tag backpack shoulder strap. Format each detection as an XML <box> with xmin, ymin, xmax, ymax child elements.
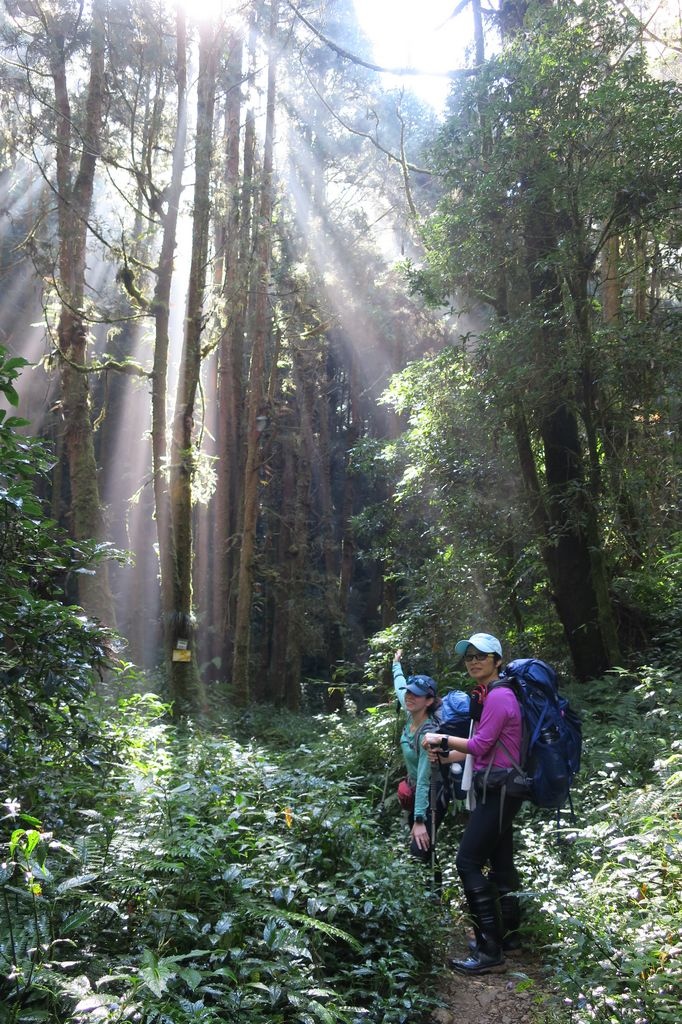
<box><xmin>488</xmin><ymin>676</ymin><xmax>525</xmax><ymax>709</ymax></box>
<box><xmin>410</xmin><ymin>716</ymin><xmax>437</xmax><ymax>753</ymax></box>
<box><xmin>484</xmin><ymin>677</ymin><xmax>529</xmax><ymax>777</ymax></box>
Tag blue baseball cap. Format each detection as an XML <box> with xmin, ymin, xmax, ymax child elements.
<box><xmin>454</xmin><ymin>633</ymin><xmax>502</xmax><ymax>658</ymax></box>
<box><xmin>405</xmin><ymin>674</ymin><xmax>437</xmax><ymax>697</ymax></box>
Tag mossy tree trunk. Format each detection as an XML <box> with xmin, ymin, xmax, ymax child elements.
<box><xmin>50</xmin><ymin>0</ymin><xmax>115</xmax><ymax>626</ymax></box>
<box><xmin>210</xmin><ymin>28</ymin><xmax>249</xmax><ymax>682</ymax></box>
<box><xmin>167</xmin><ymin>18</ymin><xmax>219</xmax><ymax>714</ymax></box>
<box><xmin>231</xmin><ymin>0</ymin><xmax>279</xmax><ymax>707</ymax></box>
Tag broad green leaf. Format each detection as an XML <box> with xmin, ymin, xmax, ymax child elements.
<box><xmin>56</xmin><ymin>873</ymin><xmax>99</xmax><ymax>893</ymax></box>
<box><xmin>139</xmin><ymin>949</ymin><xmax>177</xmax><ymax>997</ymax></box>
<box><xmin>178</xmin><ymin>966</ymin><xmax>203</xmax><ymax>991</ymax></box>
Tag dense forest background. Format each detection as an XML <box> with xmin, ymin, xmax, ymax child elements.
<box><xmin>0</xmin><ymin>2</ymin><xmax>681</xmax><ymax>1022</ymax></box>
<box><xmin>1</xmin><ymin>0</ymin><xmax>679</xmax><ymax>713</ymax></box>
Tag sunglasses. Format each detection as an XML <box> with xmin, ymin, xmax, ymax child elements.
<box><xmin>464</xmin><ymin>652</ymin><xmax>492</xmax><ymax>663</ymax></box>
<box><xmin>406</xmin><ymin>676</ymin><xmax>435</xmax><ymax>696</ymax></box>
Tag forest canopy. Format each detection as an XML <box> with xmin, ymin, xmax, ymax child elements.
<box><xmin>0</xmin><ymin>0</ymin><xmax>680</xmax><ymax>700</ymax></box>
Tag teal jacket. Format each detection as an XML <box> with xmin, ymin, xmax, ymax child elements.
<box><xmin>393</xmin><ymin>661</ymin><xmax>438</xmax><ymax>820</ymax></box>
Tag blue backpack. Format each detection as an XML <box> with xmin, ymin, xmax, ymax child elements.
<box><xmin>496</xmin><ymin>658</ymin><xmax>582</xmax><ymax>812</ymax></box>
<box><xmin>436</xmin><ymin>689</ymin><xmax>472</xmax><ymax>801</ymax></box>
<box><xmin>437</xmin><ymin>688</ymin><xmax>471</xmax><ymax>737</ymax></box>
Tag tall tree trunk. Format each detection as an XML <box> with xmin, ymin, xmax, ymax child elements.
<box><xmin>168</xmin><ymin>19</ymin><xmax>218</xmax><ymax>714</ymax></box>
<box><xmin>50</xmin><ymin>0</ymin><xmax>115</xmax><ymax>626</ymax></box>
<box><xmin>281</xmin><ymin>337</ymin><xmax>317</xmax><ymax>710</ymax></box>
<box><xmin>337</xmin><ymin>349</ymin><xmax>360</xmax><ymax>645</ymax></box>
<box><xmin>601</xmin><ymin>233</ymin><xmax>621</xmax><ymax>325</ymax></box>
<box><xmin>98</xmin><ymin>71</ymin><xmax>159</xmax><ymax>664</ymax></box>
<box><xmin>151</xmin><ymin>10</ymin><xmax>187</xmax><ymax>694</ymax></box>
<box><xmin>472</xmin><ymin>0</ymin><xmax>485</xmax><ymax>65</ymax></box>
<box><xmin>539</xmin><ymin>405</ymin><xmax>619</xmax><ymax>678</ymax></box>
<box><xmin>633</xmin><ymin>224</ymin><xmax>648</xmax><ymax>321</ymax></box>
<box><xmin>316</xmin><ymin>344</ymin><xmax>344</xmax><ymax>663</ymax></box>
<box><xmin>231</xmin><ymin>0</ymin><xmax>279</xmax><ymax>707</ymax></box>
<box><xmin>211</xmin><ymin>30</ymin><xmax>246</xmax><ymax>679</ymax></box>
<box><xmin>599</xmin><ymin>229</ymin><xmax>644</xmax><ymax>560</ymax></box>
<box><xmin>196</xmin><ymin>31</ymin><xmax>247</xmax><ymax>679</ymax></box>
<box><xmin>223</xmin><ymin>97</ymin><xmax>257</xmax><ymax>657</ymax></box>
<box><xmin>265</xmin><ymin>434</ymin><xmax>296</xmax><ymax>705</ymax></box>
<box><xmin>522</xmin><ymin>194</ymin><xmax>620</xmax><ymax>679</ymax></box>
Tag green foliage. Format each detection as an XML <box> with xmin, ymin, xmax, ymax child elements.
<box><xmin>2</xmin><ymin>631</ymin><xmax>682</xmax><ymax>1024</ymax></box>
<box><xmin>383</xmin><ymin>0</ymin><xmax>682</xmax><ymax>670</ymax></box>
<box><xmin>360</xmin><ymin>344</ymin><xmax>563</xmax><ymax>674</ymax></box>
<box><xmin>0</xmin><ymin>345</ymin><xmax>121</xmax><ymax>810</ymax></box>
<box><xmin>0</xmin><ymin>691</ymin><xmax>447</xmax><ymax>1023</ymax></box>
<box><xmin>518</xmin><ymin>666</ymin><xmax>682</xmax><ymax>1024</ymax></box>
<box><xmin>2</xmin><ymin>337</ymin><xmax>680</xmax><ymax>1023</ymax></box>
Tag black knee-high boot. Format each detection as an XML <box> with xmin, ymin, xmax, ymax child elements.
<box><xmin>468</xmin><ymin>887</ymin><xmax>522</xmax><ymax>953</ymax></box>
<box><xmin>469</xmin><ymin>890</ymin><xmax>521</xmax><ymax>950</ymax></box>
<box><xmin>499</xmin><ymin>891</ymin><xmax>521</xmax><ymax>950</ymax></box>
<box><xmin>450</xmin><ymin>885</ymin><xmax>505</xmax><ymax>975</ymax></box>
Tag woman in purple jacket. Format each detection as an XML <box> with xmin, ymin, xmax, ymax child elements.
<box><xmin>423</xmin><ymin>632</ymin><xmax>523</xmax><ymax>976</ymax></box>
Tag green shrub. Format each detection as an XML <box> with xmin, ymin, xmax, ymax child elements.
<box><xmin>1</xmin><ymin>693</ymin><xmax>447</xmax><ymax>1023</ymax></box>
<box><xmin>0</xmin><ymin>346</ymin><xmax>121</xmax><ymax>821</ymax></box>
<box><xmin>519</xmin><ymin>667</ymin><xmax>682</xmax><ymax>1024</ymax></box>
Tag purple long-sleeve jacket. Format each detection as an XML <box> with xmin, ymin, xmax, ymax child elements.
<box><xmin>468</xmin><ymin>685</ymin><xmax>522</xmax><ymax>771</ymax></box>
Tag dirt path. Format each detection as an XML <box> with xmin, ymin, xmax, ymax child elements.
<box><xmin>423</xmin><ymin>820</ymin><xmax>556</xmax><ymax>1024</ymax></box>
<box><xmin>431</xmin><ymin>947</ymin><xmax>553</xmax><ymax>1024</ymax></box>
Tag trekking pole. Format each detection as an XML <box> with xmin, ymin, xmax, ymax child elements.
<box><xmin>429</xmin><ymin>761</ymin><xmax>442</xmax><ymax>900</ymax></box>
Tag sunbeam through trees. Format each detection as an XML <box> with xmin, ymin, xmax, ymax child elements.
<box><xmin>0</xmin><ymin>0</ymin><xmax>680</xmax><ymax>709</ymax></box>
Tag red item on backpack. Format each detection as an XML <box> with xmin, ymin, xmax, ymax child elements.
<box><xmin>397</xmin><ymin>777</ymin><xmax>416</xmax><ymax>810</ymax></box>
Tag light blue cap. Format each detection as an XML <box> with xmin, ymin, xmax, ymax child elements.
<box><xmin>455</xmin><ymin>633</ymin><xmax>502</xmax><ymax>657</ymax></box>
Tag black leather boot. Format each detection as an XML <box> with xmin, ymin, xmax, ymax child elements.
<box><xmin>450</xmin><ymin>886</ymin><xmax>505</xmax><ymax>975</ymax></box>
<box><xmin>499</xmin><ymin>891</ymin><xmax>521</xmax><ymax>951</ymax></box>
<box><xmin>468</xmin><ymin>888</ymin><xmax>521</xmax><ymax>953</ymax></box>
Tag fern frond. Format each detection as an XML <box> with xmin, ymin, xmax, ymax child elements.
<box><xmin>270</xmin><ymin>909</ymin><xmax>363</xmax><ymax>952</ymax></box>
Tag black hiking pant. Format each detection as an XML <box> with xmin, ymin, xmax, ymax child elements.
<box><xmin>455</xmin><ymin>787</ymin><xmax>523</xmax><ymax>892</ymax></box>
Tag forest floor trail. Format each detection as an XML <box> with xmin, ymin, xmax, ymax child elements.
<box><xmin>423</xmin><ymin>821</ymin><xmax>557</xmax><ymax>1024</ymax></box>
<box><xmin>431</xmin><ymin>942</ymin><xmax>554</xmax><ymax>1024</ymax></box>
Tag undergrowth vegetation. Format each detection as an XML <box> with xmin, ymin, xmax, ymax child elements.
<box><xmin>1</xmin><ymin>659</ymin><xmax>681</xmax><ymax>1023</ymax></box>
<box><xmin>0</xmin><ymin>691</ymin><xmax>449</xmax><ymax>1023</ymax></box>
<box><xmin>518</xmin><ymin>666</ymin><xmax>682</xmax><ymax>1024</ymax></box>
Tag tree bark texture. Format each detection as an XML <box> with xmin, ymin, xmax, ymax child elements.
<box><xmin>522</xmin><ymin>190</ymin><xmax>620</xmax><ymax>679</ymax></box>
<box><xmin>210</xmin><ymin>30</ymin><xmax>248</xmax><ymax>679</ymax></box>
<box><xmin>282</xmin><ymin>337</ymin><xmax>318</xmax><ymax>710</ymax></box>
<box><xmin>151</xmin><ymin>10</ymin><xmax>187</xmax><ymax>694</ymax></box>
<box><xmin>51</xmin><ymin>0</ymin><xmax>115</xmax><ymax>626</ymax></box>
<box><xmin>231</xmin><ymin>0</ymin><xmax>279</xmax><ymax>706</ymax></box>
<box><xmin>168</xmin><ymin>19</ymin><xmax>219</xmax><ymax>713</ymax></box>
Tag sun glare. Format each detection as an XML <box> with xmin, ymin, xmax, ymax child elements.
<box><xmin>171</xmin><ymin>0</ymin><xmax>244</xmax><ymax>26</ymax></box>
<box><xmin>352</xmin><ymin>0</ymin><xmax>470</xmax><ymax>110</ymax></box>
<box><xmin>170</xmin><ymin>1</ymin><xmax>468</xmax><ymax>107</ymax></box>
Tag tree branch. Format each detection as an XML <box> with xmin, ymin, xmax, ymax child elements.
<box><xmin>302</xmin><ymin>69</ymin><xmax>432</xmax><ymax>176</ymax></box>
<box><xmin>396</xmin><ymin>97</ymin><xmax>418</xmax><ymax>218</ymax></box>
<box><xmin>51</xmin><ymin>334</ymin><xmax>152</xmax><ymax>377</ymax></box>
<box><xmin>439</xmin><ymin>0</ymin><xmax>471</xmax><ymax>26</ymax></box>
<box><xmin>287</xmin><ymin>0</ymin><xmax>480</xmax><ymax>79</ymax></box>
<box><xmin>617</xmin><ymin>1</ymin><xmax>682</xmax><ymax>54</ymax></box>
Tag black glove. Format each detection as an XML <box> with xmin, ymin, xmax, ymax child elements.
<box><xmin>470</xmin><ymin>683</ymin><xmax>487</xmax><ymax>722</ymax></box>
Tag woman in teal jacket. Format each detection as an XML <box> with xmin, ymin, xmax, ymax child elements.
<box><xmin>392</xmin><ymin>649</ymin><xmax>453</xmax><ymax>860</ymax></box>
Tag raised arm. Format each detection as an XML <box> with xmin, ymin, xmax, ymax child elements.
<box><xmin>392</xmin><ymin>648</ymin><xmax>408</xmax><ymax>710</ymax></box>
